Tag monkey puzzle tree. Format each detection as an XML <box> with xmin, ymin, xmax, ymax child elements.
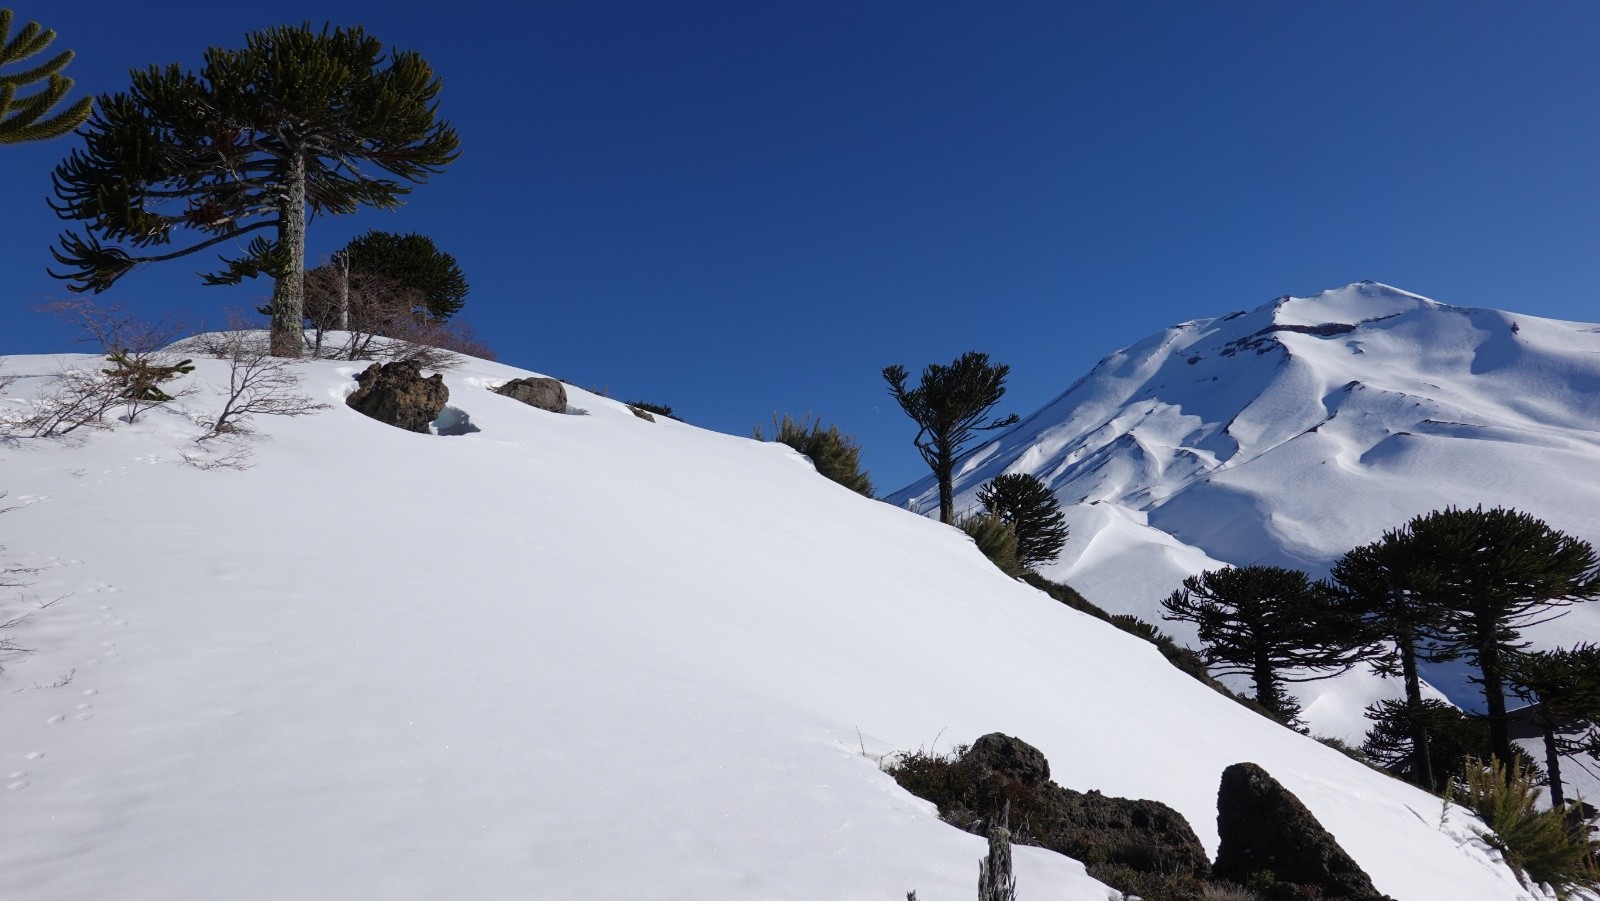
<box><xmin>1329</xmin><ymin>524</ymin><xmax>1458</xmax><ymax>790</ymax></box>
<box><xmin>884</xmin><ymin>351</ymin><xmax>1018</xmax><ymax>524</ymax></box>
<box><xmin>1161</xmin><ymin>564</ymin><xmax>1372</xmax><ymax>725</ymax></box>
<box><xmin>977</xmin><ymin>472</ymin><xmax>1068</xmax><ymax>569</ymax></box>
<box><xmin>1505</xmin><ymin>644</ymin><xmax>1600</xmax><ymax>808</ymax></box>
<box><xmin>340</xmin><ymin>230</ymin><xmax>468</xmax><ymax>322</ymax></box>
<box><xmin>0</xmin><ymin>9</ymin><xmax>91</xmax><ymax>144</ymax></box>
<box><xmin>1406</xmin><ymin>507</ymin><xmax>1600</xmax><ymax>769</ymax></box>
<box><xmin>49</xmin><ymin>23</ymin><xmax>460</xmax><ymax>357</ymax></box>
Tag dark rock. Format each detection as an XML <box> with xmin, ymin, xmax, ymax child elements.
<box><xmin>346</xmin><ymin>361</ymin><xmax>448</xmax><ymax>433</ymax></box>
<box><xmin>889</xmin><ymin>733</ymin><xmax>1210</xmax><ymax>900</ymax></box>
<box><xmin>965</xmin><ymin>733</ymin><xmax>1051</xmax><ymax>789</ymax></box>
<box><xmin>1214</xmin><ymin>762</ymin><xmax>1391</xmax><ymax>900</ymax></box>
<box><xmin>495</xmin><ymin>377</ymin><xmax>566</xmax><ymax>413</ymax></box>
<box><xmin>628</xmin><ymin>406</ymin><xmax>655</xmax><ymax>422</ymax></box>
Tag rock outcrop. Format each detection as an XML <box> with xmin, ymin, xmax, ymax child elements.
<box><xmin>889</xmin><ymin>733</ymin><xmax>1210</xmax><ymax>899</ymax></box>
<box><xmin>346</xmin><ymin>361</ymin><xmax>448</xmax><ymax>433</ymax></box>
<box><xmin>494</xmin><ymin>377</ymin><xmax>566</xmax><ymax>413</ymax></box>
<box><xmin>1214</xmin><ymin>762</ymin><xmax>1390</xmax><ymax>900</ymax></box>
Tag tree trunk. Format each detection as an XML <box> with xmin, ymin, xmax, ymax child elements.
<box><xmin>1542</xmin><ymin>718</ymin><xmax>1565</xmax><ymax>808</ymax></box>
<box><xmin>336</xmin><ymin>249</ymin><xmax>350</xmax><ymax>332</ymax></box>
<box><xmin>1480</xmin><ymin>640</ymin><xmax>1514</xmax><ymax>769</ymax></box>
<box><xmin>936</xmin><ymin>439</ymin><xmax>955</xmax><ymax>525</ymax></box>
<box><xmin>268</xmin><ymin>151</ymin><xmax>308</xmax><ymax>358</ymax></box>
<box><xmin>1398</xmin><ymin>636</ymin><xmax>1435</xmax><ymax>789</ymax></box>
<box><xmin>1253</xmin><ymin>656</ymin><xmax>1281</xmax><ymax>721</ymax></box>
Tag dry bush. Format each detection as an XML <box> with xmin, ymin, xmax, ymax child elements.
<box><xmin>2</xmin><ymin>367</ymin><xmax>121</xmax><ymax>438</ymax></box>
<box><xmin>302</xmin><ymin>262</ymin><xmax>493</xmax><ymax>365</ymax></box>
<box><xmin>33</xmin><ymin>298</ymin><xmax>184</xmax><ymax>356</ymax></box>
<box><xmin>199</xmin><ymin>316</ymin><xmax>328</xmax><ymax>439</ymax></box>
<box><xmin>20</xmin><ymin>299</ymin><xmax>197</xmax><ymax>429</ymax></box>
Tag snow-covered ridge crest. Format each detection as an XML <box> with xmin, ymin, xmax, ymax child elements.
<box><xmin>0</xmin><ymin>345</ymin><xmax>1534</xmax><ymax>899</ymax></box>
<box><xmin>896</xmin><ymin>281</ymin><xmax>1600</xmax><ymax>574</ymax></box>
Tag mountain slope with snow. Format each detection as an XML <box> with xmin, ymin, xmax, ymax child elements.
<box><xmin>892</xmin><ymin>283</ymin><xmax>1600</xmax><ymax>660</ymax></box>
<box><xmin>0</xmin><ymin>345</ymin><xmax>1539</xmax><ymax>899</ymax></box>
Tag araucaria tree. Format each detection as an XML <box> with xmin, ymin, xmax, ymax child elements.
<box><xmin>1161</xmin><ymin>565</ymin><xmax>1371</xmax><ymax>725</ymax></box>
<box><xmin>1406</xmin><ymin>506</ymin><xmax>1600</xmax><ymax>768</ymax></box>
<box><xmin>883</xmin><ymin>352</ymin><xmax>1018</xmax><ymax>524</ymax></box>
<box><xmin>1505</xmin><ymin>645</ymin><xmax>1600</xmax><ymax>808</ymax></box>
<box><xmin>49</xmin><ymin>23</ymin><xmax>460</xmax><ymax>357</ymax></box>
<box><xmin>340</xmin><ymin>230</ymin><xmax>468</xmax><ymax>321</ymax></box>
<box><xmin>0</xmin><ymin>9</ymin><xmax>91</xmax><ymax>143</ymax></box>
<box><xmin>1330</xmin><ymin>524</ymin><xmax>1457</xmax><ymax>790</ymax></box>
<box><xmin>977</xmin><ymin>473</ymin><xmax>1068</xmax><ymax>570</ymax></box>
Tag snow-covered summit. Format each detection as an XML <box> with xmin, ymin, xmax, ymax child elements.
<box><xmin>890</xmin><ymin>281</ymin><xmax>1600</xmax><ymax>725</ymax></box>
<box><xmin>0</xmin><ymin>344</ymin><xmax>1535</xmax><ymax>899</ymax></box>
<box><xmin>894</xmin><ymin>281</ymin><xmax>1600</xmax><ymax>576</ymax></box>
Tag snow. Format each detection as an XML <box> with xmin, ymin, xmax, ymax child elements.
<box><xmin>892</xmin><ymin>282</ymin><xmax>1600</xmax><ymax>730</ymax></box>
<box><xmin>0</xmin><ymin>342</ymin><xmax>1537</xmax><ymax>899</ymax></box>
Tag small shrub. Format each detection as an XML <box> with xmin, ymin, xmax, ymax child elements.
<box><xmin>977</xmin><ymin>472</ymin><xmax>1069</xmax><ymax>569</ymax></box>
<box><xmin>754</xmin><ymin>412</ymin><xmax>874</xmax><ymax>497</ymax></box>
<box><xmin>956</xmin><ymin>513</ymin><xmax>1026</xmax><ymax>578</ymax></box>
<box><xmin>1312</xmin><ymin>735</ymin><xmax>1371</xmax><ymax>765</ymax></box>
<box><xmin>627</xmin><ymin>400</ymin><xmax>681</xmax><ymax>422</ymax></box>
<box><xmin>1460</xmin><ymin>756</ymin><xmax>1600</xmax><ymax>895</ymax></box>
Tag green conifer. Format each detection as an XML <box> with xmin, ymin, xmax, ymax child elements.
<box><xmin>977</xmin><ymin>473</ymin><xmax>1068</xmax><ymax>569</ymax></box>
<box><xmin>1161</xmin><ymin>565</ymin><xmax>1370</xmax><ymax>725</ymax></box>
<box><xmin>0</xmin><ymin>9</ymin><xmax>91</xmax><ymax>144</ymax></box>
<box><xmin>49</xmin><ymin>23</ymin><xmax>460</xmax><ymax>357</ymax></box>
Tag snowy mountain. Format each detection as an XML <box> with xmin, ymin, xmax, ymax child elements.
<box><xmin>0</xmin><ymin>342</ymin><xmax>1542</xmax><ymax>899</ymax></box>
<box><xmin>890</xmin><ymin>281</ymin><xmax>1600</xmax><ymax>733</ymax></box>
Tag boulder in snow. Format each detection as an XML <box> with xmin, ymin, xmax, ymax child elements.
<box><xmin>494</xmin><ymin>377</ymin><xmax>566</xmax><ymax>413</ymax></box>
<box><xmin>1214</xmin><ymin>762</ymin><xmax>1390</xmax><ymax>900</ymax></box>
<box><xmin>346</xmin><ymin>361</ymin><xmax>448</xmax><ymax>433</ymax></box>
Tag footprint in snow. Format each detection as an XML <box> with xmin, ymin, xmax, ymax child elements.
<box><xmin>46</xmin><ymin>715</ymin><xmax>63</xmax><ymax>724</ymax></box>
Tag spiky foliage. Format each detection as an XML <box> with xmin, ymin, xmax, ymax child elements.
<box><xmin>977</xmin><ymin>472</ymin><xmax>1068</xmax><ymax>569</ymax></box>
<box><xmin>102</xmin><ymin>352</ymin><xmax>193</xmax><ymax>402</ymax></box>
<box><xmin>956</xmin><ymin>513</ymin><xmax>1025</xmax><ymax>578</ymax></box>
<box><xmin>1330</xmin><ymin>524</ymin><xmax>1459</xmax><ymax>790</ymax></box>
<box><xmin>49</xmin><ymin>23</ymin><xmax>460</xmax><ymax>357</ymax></box>
<box><xmin>340</xmin><ymin>230</ymin><xmax>468</xmax><ymax>321</ymax></box>
<box><xmin>883</xmin><ymin>352</ymin><xmax>1018</xmax><ymax>524</ymax></box>
<box><xmin>1361</xmin><ymin>699</ymin><xmax>1525</xmax><ymax>792</ymax></box>
<box><xmin>1506</xmin><ymin>644</ymin><xmax>1600</xmax><ymax>808</ymax></box>
<box><xmin>1161</xmin><ymin>565</ymin><xmax>1372</xmax><ymax>726</ymax></box>
<box><xmin>1404</xmin><ymin>507</ymin><xmax>1600</xmax><ymax>767</ymax></box>
<box><xmin>1460</xmin><ymin>756</ymin><xmax>1599</xmax><ymax>896</ymax></box>
<box><xmin>755</xmin><ymin>413</ymin><xmax>874</xmax><ymax>497</ymax></box>
<box><xmin>626</xmin><ymin>401</ymin><xmax>681</xmax><ymax>422</ymax></box>
<box><xmin>0</xmin><ymin>9</ymin><xmax>91</xmax><ymax>144</ymax></box>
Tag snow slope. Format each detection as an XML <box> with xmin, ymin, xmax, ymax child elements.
<box><xmin>0</xmin><ymin>346</ymin><xmax>1537</xmax><ymax>899</ymax></box>
<box><xmin>891</xmin><ymin>283</ymin><xmax>1600</xmax><ymax>720</ymax></box>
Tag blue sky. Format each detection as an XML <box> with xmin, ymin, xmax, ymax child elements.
<box><xmin>5</xmin><ymin>2</ymin><xmax>1599</xmax><ymax>491</ymax></box>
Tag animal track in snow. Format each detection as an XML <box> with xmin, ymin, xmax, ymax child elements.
<box><xmin>46</xmin><ymin>714</ymin><xmax>63</xmax><ymax>724</ymax></box>
<box><xmin>7</xmin><ymin>780</ymin><xmax>26</xmax><ymax>790</ymax></box>
<box><xmin>25</xmin><ymin>751</ymin><xmax>43</xmax><ymax>760</ymax></box>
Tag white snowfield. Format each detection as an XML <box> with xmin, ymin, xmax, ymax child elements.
<box><xmin>0</xmin><ymin>344</ymin><xmax>1539</xmax><ymax>899</ymax></box>
<box><xmin>892</xmin><ymin>282</ymin><xmax>1600</xmax><ymax>728</ymax></box>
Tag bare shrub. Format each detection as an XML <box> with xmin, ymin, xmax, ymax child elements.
<box><xmin>0</xmin><ymin>499</ymin><xmax>36</xmax><ymax>674</ymax></box>
<box><xmin>200</xmin><ymin>321</ymin><xmax>329</xmax><ymax>440</ymax></box>
<box><xmin>34</xmin><ymin>298</ymin><xmax>184</xmax><ymax>356</ymax></box>
<box><xmin>3</xmin><ymin>367</ymin><xmax>121</xmax><ymax>438</ymax></box>
<box><xmin>301</xmin><ymin>262</ymin><xmax>493</xmax><ymax>365</ymax></box>
<box><xmin>27</xmin><ymin>299</ymin><xmax>197</xmax><ymax>427</ymax></box>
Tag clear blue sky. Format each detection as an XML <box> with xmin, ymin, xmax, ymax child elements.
<box><xmin>5</xmin><ymin>1</ymin><xmax>1598</xmax><ymax>491</ymax></box>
